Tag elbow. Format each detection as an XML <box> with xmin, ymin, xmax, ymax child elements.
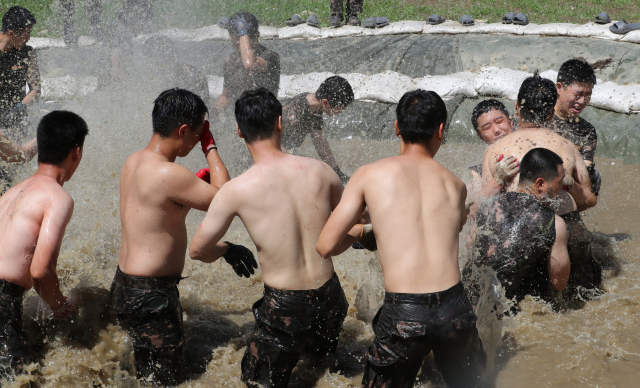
<box><xmin>316</xmin><ymin>240</ymin><xmax>332</xmax><ymax>260</ymax></box>
<box><xmin>31</xmin><ymin>267</ymin><xmax>50</xmax><ymax>283</ymax></box>
<box><xmin>242</xmin><ymin>59</ymin><xmax>255</xmax><ymax>70</ymax></box>
<box><xmin>189</xmin><ymin>245</ymin><xmax>204</xmax><ymax>262</ymax></box>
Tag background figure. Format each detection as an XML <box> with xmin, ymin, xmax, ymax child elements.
<box><xmin>330</xmin><ymin>0</ymin><xmax>363</xmax><ymax>26</ymax></box>
<box><xmin>58</xmin><ymin>0</ymin><xmax>103</xmax><ymax>47</ymax></box>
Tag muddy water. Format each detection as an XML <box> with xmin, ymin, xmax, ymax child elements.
<box><xmin>3</xmin><ymin>80</ymin><xmax>640</xmax><ymax>388</ymax></box>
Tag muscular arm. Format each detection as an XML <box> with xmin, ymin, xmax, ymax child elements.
<box><xmin>31</xmin><ymin>195</ymin><xmax>73</xmax><ymax>309</ymax></box>
<box><xmin>0</xmin><ymin>132</ymin><xmax>37</xmax><ymax>163</ymax></box>
<box><xmin>311</xmin><ymin>130</ymin><xmax>339</xmax><ymax>170</ymax></box>
<box><xmin>548</xmin><ymin>215</ymin><xmax>570</xmax><ymax>291</ymax></box>
<box><xmin>206</xmin><ymin>148</ymin><xmax>230</xmax><ymax>190</ymax></box>
<box><xmin>23</xmin><ymin>50</ymin><xmax>40</xmax><ymax>105</ymax></box>
<box><xmin>166</xmin><ymin>163</ymin><xmax>219</xmax><ymax>211</ymax></box>
<box><xmin>317</xmin><ymin>167</ymin><xmax>367</xmax><ymax>258</ymax></box>
<box><xmin>568</xmin><ymin>148</ymin><xmax>597</xmax><ymax>211</ymax></box>
<box><xmin>238</xmin><ymin>36</ymin><xmax>268</xmax><ymax>72</ymax></box>
<box><xmin>459</xmin><ymin>183</ymin><xmax>468</xmax><ymax>232</ymax></box>
<box><xmin>189</xmin><ymin>185</ymin><xmax>237</xmax><ymax>263</ymax></box>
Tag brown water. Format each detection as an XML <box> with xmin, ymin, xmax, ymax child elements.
<box><xmin>3</xmin><ymin>79</ymin><xmax>640</xmax><ymax>388</ymax></box>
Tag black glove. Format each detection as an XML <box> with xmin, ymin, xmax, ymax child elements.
<box><xmin>333</xmin><ymin>166</ymin><xmax>350</xmax><ymax>185</ymax></box>
<box><xmin>223</xmin><ymin>241</ymin><xmax>258</xmax><ymax>278</ymax></box>
<box><xmin>587</xmin><ymin>163</ymin><xmax>601</xmax><ymax>196</ymax></box>
<box><xmin>229</xmin><ymin>14</ymin><xmax>251</xmax><ymax>37</ymax></box>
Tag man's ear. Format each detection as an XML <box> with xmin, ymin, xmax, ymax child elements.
<box><xmin>535</xmin><ymin>177</ymin><xmax>546</xmax><ymax>193</ymax></box>
<box><xmin>436</xmin><ymin>123</ymin><xmax>445</xmax><ymax>141</ymax></box>
<box><xmin>556</xmin><ymin>81</ymin><xmax>564</xmax><ymax>95</ymax></box>
<box><xmin>236</xmin><ymin>123</ymin><xmax>244</xmax><ymax>139</ymax></box>
<box><xmin>275</xmin><ymin>116</ymin><xmax>283</xmax><ymax>135</ymax></box>
<box><xmin>394</xmin><ymin>120</ymin><xmax>401</xmax><ymax>138</ymax></box>
<box><xmin>177</xmin><ymin>124</ymin><xmax>189</xmax><ymax>140</ymax></box>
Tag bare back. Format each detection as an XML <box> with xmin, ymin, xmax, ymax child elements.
<box><xmin>360</xmin><ymin>155</ymin><xmax>466</xmax><ymax>293</ymax></box>
<box><xmin>0</xmin><ymin>176</ymin><xmax>72</xmax><ymax>289</ymax></box>
<box><xmin>213</xmin><ymin>154</ymin><xmax>341</xmax><ymax>290</ymax></box>
<box><xmin>119</xmin><ymin>150</ymin><xmax>193</xmax><ymax>277</ymax></box>
<box><xmin>482</xmin><ymin>128</ymin><xmax>593</xmax><ymax>214</ymax></box>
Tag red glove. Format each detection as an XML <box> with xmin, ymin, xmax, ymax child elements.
<box><xmin>196</xmin><ymin>168</ymin><xmax>210</xmax><ymax>183</ymax></box>
<box><xmin>497</xmin><ymin>154</ymin><xmax>504</xmax><ymax>162</ymax></box>
<box><xmin>201</xmin><ymin>120</ymin><xmax>216</xmax><ymax>156</ymax></box>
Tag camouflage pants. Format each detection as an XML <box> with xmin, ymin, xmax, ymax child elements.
<box><xmin>362</xmin><ymin>283</ymin><xmax>486</xmax><ymax>388</ymax></box>
<box><xmin>330</xmin><ymin>0</ymin><xmax>363</xmax><ymax>16</ymax></box>
<box><xmin>241</xmin><ymin>273</ymin><xmax>349</xmax><ymax>388</ymax></box>
<box><xmin>561</xmin><ymin>211</ymin><xmax>602</xmax><ymax>295</ymax></box>
<box><xmin>0</xmin><ymin>280</ymin><xmax>29</xmax><ymax>381</ymax></box>
<box><xmin>109</xmin><ymin>267</ymin><xmax>185</xmax><ymax>385</ymax></box>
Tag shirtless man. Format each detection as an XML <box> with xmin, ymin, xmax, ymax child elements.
<box><xmin>464</xmin><ymin>148</ymin><xmax>570</xmax><ymax>310</ymax></box>
<box><xmin>317</xmin><ymin>89</ymin><xmax>486</xmax><ymax>388</ymax></box>
<box><xmin>111</xmin><ymin>88</ymin><xmax>254</xmax><ymax>385</ymax></box>
<box><xmin>482</xmin><ymin>72</ymin><xmax>600</xmax><ymax>298</ymax></box>
<box><xmin>0</xmin><ymin>111</ymin><xmax>87</xmax><ymax>378</ymax></box>
<box><xmin>189</xmin><ymin>88</ymin><xmax>366</xmax><ymax>388</ymax></box>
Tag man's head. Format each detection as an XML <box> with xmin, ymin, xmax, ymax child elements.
<box><xmin>235</xmin><ymin>87</ymin><xmax>282</xmax><ymax>144</ymax></box>
<box><xmin>37</xmin><ymin>111</ymin><xmax>88</xmax><ymax>178</ymax></box>
<box><xmin>315</xmin><ymin>76</ymin><xmax>354</xmax><ymax>116</ymax></box>
<box><xmin>516</xmin><ymin>71</ymin><xmax>557</xmax><ymax>126</ymax></box>
<box><xmin>556</xmin><ymin>59</ymin><xmax>596</xmax><ymax>118</ymax></box>
<box><xmin>518</xmin><ymin>148</ymin><xmax>565</xmax><ymax>200</ymax></box>
<box><xmin>228</xmin><ymin>12</ymin><xmax>260</xmax><ymax>50</ymax></box>
<box><xmin>2</xmin><ymin>6</ymin><xmax>36</xmax><ymax>49</ymax></box>
<box><xmin>152</xmin><ymin>88</ymin><xmax>208</xmax><ymax>154</ymax></box>
<box><xmin>471</xmin><ymin>99</ymin><xmax>513</xmax><ymax>144</ymax></box>
<box><xmin>395</xmin><ymin>89</ymin><xmax>447</xmax><ymax>149</ymax></box>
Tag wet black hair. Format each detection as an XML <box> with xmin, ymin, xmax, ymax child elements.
<box><xmin>235</xmin><ymin>87</ymin><xmax>282</xmax><ymax>143</ymax></box>
<box><xmin>557</xmin><ymin>59</ymin><xmax>597</xmax><ymax>87</ymax></box>
<box><xmin>315</xmin><ymin>76</ymin><xmax>354</xmax><ymax>109</ymax></box>
<box><xmin>2</xmin><ymin>6</ymin><xmax>36</xmax><ymax>34</ymax></box>
<box><xmin>37</xmin><ymin>111</ymin><xmax>88</xmax><ymax>165</ymax></box>
<box><xmin>471</xmin><ymin>99</ymin><xmax>510</xmax><ymax>133</ymax></box>
<box><xmin>517</xmin><ymin>71</ymin><xmax>557</xmax><ymax>126</ymax></box>
<box><xmin>519</xmin><ymin>148</ymin><xmax>564</xmax><ymax>185</ymax></box>
<box><xmin>396</xmin><ymin>89</ymin><xmax>447</xmax><ymax>144</ymax></box>
<box><xmin>152</xmin><ymin>88</ymin><xmax>208</xmax><ymax>138</ymax></box>
<box><xmin>228</xmin><ymin>12</ymin><xmax>260</xmax><ymax>39</ymax></box>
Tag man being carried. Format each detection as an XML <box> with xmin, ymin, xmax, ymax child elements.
<box><xmin>552</xmin><ymin>59</ymin><xmax>601</xmax><ymax>196</ymax></box>
<box><xmin>464</xmin><ymin>148</ymin><xmax>570</xmax><ymax>310</ymax></box>
<box><xmin>282</xmin><ymin>75</ymin><xmax>354</xmax><ymax>184</ymax></box>
<box><xmin>0</xmin><ymin>111</ymin><xmax>87</xmax><ymax>379</ymax></box>
<box><xmin>317</xmin><ymin>89</ymin><xmax>486</xmax><ymax>388</ymax></box>
<box><xmin>111</xmin><ymin>88</ymin><xmax>253</xmax><ymax>385</ymax></box>
<box><xmin>0</xmin><ymin>7</ymin><xmax>40</xmax><ymax>129</ymax></box>
<box><xmin>214</xmin><ymin>12</ymin><xmax>280</xmax><ymax>113</ymax></box>
<box><xmin>482</xmin><ymin>72</ymin><xmax>600</xmax><ymax>299</ymax></box>
<box><xmin>190</xmin><ymin>88</ymin><xmax>366</xmax><ymax>388</ymax></box>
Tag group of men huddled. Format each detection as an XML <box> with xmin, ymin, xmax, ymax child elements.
<box><xmin>0</xmin><ymin>5</ymin><xmax>605</xmax><ymax>388</ymax></box>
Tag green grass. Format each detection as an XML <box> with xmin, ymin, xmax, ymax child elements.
<box><xmin>3</xmin><ymin>0</ymin><xmax>640</xmax><ymax>37</ymax></box>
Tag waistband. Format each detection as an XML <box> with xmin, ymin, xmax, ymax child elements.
<box><xmin>384</xmin><ymin>282</ymin><xmax>464</xmax><ymax>306</ymax></box>
<box><xmin>0</xmin><ymin>279</ymin><xmax>26</xmax><ymax>298</ymax></box>
<box><xmin>263</xmin><ymin>273</ymin><xmax>341</xmax><ymax>301</ymax></box>
<box><xmin>114</xmin><ymin>267</ymin><xmax>182</xmax><ymax>290</ymax></box>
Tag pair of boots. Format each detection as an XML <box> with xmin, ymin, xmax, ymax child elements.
<box><xmin>330</xmin><ymin>13</ymin><xmax>360</xmax><ymax>27</ymax></box>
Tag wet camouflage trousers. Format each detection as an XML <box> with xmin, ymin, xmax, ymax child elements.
<box><xmin>561</xmin><ymin>211</ymin><xmax>602</xmax><ymax>299</ymax></box>
<box><xmin>0</xmin><ymin>280</ymin><xmax>29</xmax><ymax>380</ymax></box>
<box><xmin>330</xmin><ymin>0</ymin><xmax>363</xmax><ymax>16</ymax></box>
<box><xmin>109</xmin><ymin>267</ymin><xmax>184</xmax><ymax>385</ymax></box>
<box><xmin>241</xmin><ymin>273</ymin><xmax>349</xmax><ymax>388</ymax></box>
<box><xmin>362</xmin><ymin>283</ymin><xmax>486</xmax><ymax>388</ymax></box>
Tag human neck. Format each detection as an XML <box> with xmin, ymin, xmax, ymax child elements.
<box><xmin>145</xmin><ymin>134</ymin><xmax>181</xmax><ymax>162</ymax></box>
<box><xmin>35</xmin><ymin>164</ymin><xmax>70</xmax><ymax>186</ymax></box>
<box><xmin>306</xmin><ymin>93</ymin><xmax>323</xmax><ymax>115</ymax></box>
<box><xmin>246</xmin><ymin>137</ymin><xmax>284</xmax><ymax>164</ymax></box>
<box><xmin>554</xmin><ymin>105</ymin><xmax>572</xmax><ymax>121</ymax></box>
<box><xmin>400</xmin><ymin>141</ymin><xmax>437</xmax><ymax>159</ymax></box>
<box><xmin>519</xmin><ymin>121</ymin><xmax>544</xmax><ymax>130</ymax></box>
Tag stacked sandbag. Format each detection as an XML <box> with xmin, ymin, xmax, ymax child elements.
<box><xmin>414</xmin><ymin>72</ymin><xmax>477</xmax><ymax>98</ymax></box>
<box><xmin>41</xmin><ymin>75</ymin><xmax>99</xmax><ymax>101</ymax></box>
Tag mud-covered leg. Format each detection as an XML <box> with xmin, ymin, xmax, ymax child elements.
<box><xmin>59</xmin><ymin>0</ymin><xmax>78</xmax><ymax>47</ymax></box>
<box><xmin>84</xmin><ymin>0</ymin><xmax>104</xmax><ymax>39</ymax></box>
<box><xmin>241</xmin><ymin>337</ymin><xmax>300</xmax><ymax>388</ymax></box>
<box><xmin>0</xmin><ymin>295</ymin><xmax>31</xmax><ymax>381</ymax></box>
<box><xmin>432</xmin><ymin>324</ymin><xmax>486</xmax><ymax>388</ymax></box>
<box><xmin>361</xmin><ymin>358</ymin><xmax>423</xmax><ymax>388</ymax></box>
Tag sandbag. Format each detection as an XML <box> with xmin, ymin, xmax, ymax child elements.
<box><xmin>567</xmin><ymin>23</ymin><xmax>621</xmax><ymax>40</ymax></box>
<box><xmin>41</xmin><ymin>75</ymin><xmax>99</xmax><ymax>101</ymax></box>
<box><xmin>280</xmin><ymin>72</ymin><xmax>335</xmax><ymax>98</ymax></box>
<box><xmin>356</xmin><ymin>71</ymin><xmax>416</xmax><ymax>103</ymax></box>
<box><xmin>207</xmin><ymin>75</ymin><xmax>224</xmax><ymax>99</ymax></box>
<box><xmin>321</xmin><ymin>25</ymin><xmax>363</xmax><ymax>39</ymax></box>
<box><xmin>423</xmin><ymin>21</ymin><xmax>470</xmax><ymax>35</ymax></box>
<box><xmin>259</xmin><ymin>26</ymin><xmax>280</xmax><ymax>40</ymax></box>
<box><xmin>474</xmin><ymin>67</ymin><xmax>530</xmax><ymax>101</ymax></box>
<box><xmin>375</xmin><ymin>21</ymin><xmax>424</xmax><ymax>36</ymax></box>
<box><xmin>473</xmin><ymin>23</ymin><xmax>526</xmax><ymax>35</ymax></box>
<box><xmin>414</xmin><ymin>72</ymin><xmax>477</xmax><ymax>98</ymax></box>
<box><xmin>278</xmin><ymin>24</ymin><xmax>322</xmax><ymax>40</ymax></box>
<box><xmin>522</xmin><ymin>23</ymin><xmax>576</xmax><ymax>36</ymax></box>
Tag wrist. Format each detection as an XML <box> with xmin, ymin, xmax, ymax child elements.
<box><xmin>51</xmin><ymin>297</ymin><xmax>67</xmax><ymax>310</ymax></box>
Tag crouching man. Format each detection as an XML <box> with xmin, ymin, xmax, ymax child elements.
<box><xmin>190</xmin><ymin>88</ymin><xmax>366</xmax><ymax>387</ymax></box>
<box><xmin>0</xmin><ymin>111</ymin><xmax>87</xmax><ymax>379</ymax></box>
<box><xmin>111</xmin><ymin>88</ymin><xmax>254</xmax><ymax>385</ymax></box>
<box><xmin>317</xmin><ymin>89</ymin><xmax>486</xmax><ymax>388</ymax></box>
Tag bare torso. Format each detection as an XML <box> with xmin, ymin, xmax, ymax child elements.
<box><xmin>0</xmin><ymin>176</ymin><xmax>70</xmax><ymax>289</ymax></box>
<box><xmin>119</xmin><ymin>150</ymin><xmax>192</xmax><ymax>277</ymax></box>
<box><xmin>361</xmin><ymin>155</ymin><xmax>466</xmax><ymax>293</ymax></box>
<box><xmin>223</xmin><ymin>154</ymin><xmax>339</xmax><ymax>290</ymax></box>
<box><xmin>482</xmin><ymin>128</ymin><xmax>591</xmax><ymax>214</ymax></box>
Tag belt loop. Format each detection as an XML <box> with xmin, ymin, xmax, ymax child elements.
<box><xmin>436</xmin><ymin>293</ymin><xmax>441</xmax><ymax>305</ymax></box>
<box><xmin>392</xmin><ymin>294</ymin><xmax>397</xmax><ymax>304</ymax></box>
